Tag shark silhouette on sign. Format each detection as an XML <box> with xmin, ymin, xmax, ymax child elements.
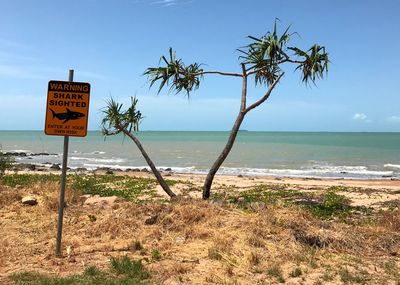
<box><xmin>50</xmin><ymin>108</ymin><xmax>85</xmax><ymax>123</ymax></box>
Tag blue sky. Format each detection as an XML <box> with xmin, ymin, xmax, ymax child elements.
<box><xmin>0</xmin><ymin>0</ymin><xmax>399</xmax><ymax>131</ymax></box>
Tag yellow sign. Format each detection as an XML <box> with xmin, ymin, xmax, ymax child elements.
<box><xmin>45</xmin><ymin>80</ymin><xmax>90</xmax><ymax>137</ymax></box>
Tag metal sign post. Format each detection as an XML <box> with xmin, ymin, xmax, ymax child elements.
<box><xmin>55</xmin><ymin>69</ymin><xmax>73</xmax><ymax>257</ymax></box>
<box><xmin>44</xmin><ymin>70</ymin><xmax>90</xmax><ymax>257</ymax></box>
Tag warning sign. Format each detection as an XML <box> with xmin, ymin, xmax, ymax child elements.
<box><xmin>45</xmin><ymin>80</ymin><xmax>90</xmax><ymax>137</ymax></box>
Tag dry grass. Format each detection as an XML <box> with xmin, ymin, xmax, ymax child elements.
<box><xmin>1</xmin><ymin>176</ymin><xmax>400</xmax><ymax>284</ymax></box>
<box><xmin>379</xmin><ymin>209</ymin><xmax>400</xmax><ymax>231</ymax></box>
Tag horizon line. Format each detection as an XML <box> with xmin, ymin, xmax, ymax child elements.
<box><xmin>1</xmin><ymin>129</ymin><xmax>400</xmax><ymax>134</ymax></box>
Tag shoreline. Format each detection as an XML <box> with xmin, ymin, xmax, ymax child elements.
<box><xmin>9</xmin><ymin>159</ymin><xmax>400</xmax><ymax>181</ymax></box>
<box><xmin>6</xmin><ymin>156</ymin><xmax>400</xmax><ymax>182</ymax></box>
<box><xmin>3</xmin><ymin>148</ymin><xmax>400</xmax><ymax>181</ymax></box>
<box><xmin>6</xmin><ymin>160</ymin><xmax>400</xmax><ymax>209</ymax></box>
<box><xmin>6</xmin><ymin>157</ymin><xmax>400</xmax><ymax>185</ymax></box>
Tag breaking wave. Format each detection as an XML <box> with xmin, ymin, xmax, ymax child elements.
<box><xmin>69</xmin><ymin>157</ymin><xmax>126</xmax><ymax>164</ymax></box>
<box><xmin>384</xmin><ymin>164</ymin><xmax>400</xmax><ymax>169</ymax></box>
<box><xmin>66</xmin><ymin>162</ymin><xmax>398</xmax><ymax>179</ymax></box>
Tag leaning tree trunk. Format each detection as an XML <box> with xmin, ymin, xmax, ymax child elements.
<box><xmin>122</xmin><ymin>130</ymin><xmax>176</xmax><ymax>198</ymax></box>
<box><xmin>202</xmin><ymin>65</ymin><xmax>248</xmax><ymax>199</ymax></box>
<box><xmin>202</xmin><ymin>71</ymin><xmax>284</xmax><ymax>199</ymax></box>
<box><xmin>202</xmin><ymin>112</ymin><xmax>246</xmax><ymax>199</ymax></box>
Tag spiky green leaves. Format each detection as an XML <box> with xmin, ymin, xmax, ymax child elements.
<box><xmin>289</xmin><ymin>45</ymin><xmax>329</xmax><ymax>84</ymax></box>
<box><xmin>238</xmin><ymin>20</ymin><xmax>292</xmax><ymax>85</ymax></box>
<box><xmin>144</xmin><ymin>21</ymin><xmax>329</xmax><ymax>94</ymax></box>
<box><xmin>144</xmin><ymin>48</ymin><xmax>203</xmax><ymax>96</ymax></box>
<box><xmin>239</xmin><ymin>21</ymin><xmax>329</xmax><ymax>86</ymax></box>
<box><xmin>101</xmin><ymin>97</ymin><xmax>143</xmax><ymax>136</ymax></box>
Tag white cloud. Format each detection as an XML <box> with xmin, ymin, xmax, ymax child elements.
<box><xmin>133</xmin><ymin>0</ymin><xmax>193</xmax><ymax>7</ymax></box>
<box><xmin>152</xmin><ymin>0</ymin><xmax>177</xmax><ymax>6</ymax></box>
<box><xmin>385</xmin><ymin>116</ymin><xmax>400</xmax><ymax>124</ymax></box>
<box><xmin>151</xmin><ymin>0</ymin><xmax>193</xmax><ymax>6</ymax></box>
<box><xmin>353</xmin><ymin>113</ymin><xmax>367</xmax><ymax>121</ymax></box>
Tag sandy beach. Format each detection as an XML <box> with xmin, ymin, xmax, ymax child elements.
<box><xmin>88</xmin><ymin>169</ymin><xmax>400</xmax><ymax>209</ymax></box>
<box><xmin>13</xmin><ymin>167</ymin><xmax>400</xmax><ymax>207</ymax></box>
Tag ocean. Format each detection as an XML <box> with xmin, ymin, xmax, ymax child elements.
<box><xmin>1</xmin><ymin>131</ymin><xmax>400</xmax><ymax>180</ymax></box>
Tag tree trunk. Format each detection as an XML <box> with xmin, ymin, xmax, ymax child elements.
<box><xmin>202</xmin><ymin>65</ymin><xmax>248</xmax><ymax>200</ymax></box>
<box><xmin>202</xmin><ymin>112</ymin><xmax>245</xmax><ymax>199</ymax></box>
<box><xmin>201</xmin><ymin>71</ymin><xmax>284</xmax><ymax>200</ymax></box>
<box><xmin>123</xmin><ymin>130</ymin><xmax>176</xmax><ymax>198</ymax></box>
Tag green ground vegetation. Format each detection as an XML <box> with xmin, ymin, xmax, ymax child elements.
<box><xmin>0</xmin><ymin>173</ymin><xmax>179</xmax><ymax>203</ymax></box>
<box><xmin>0</xmin><ymin>152</ymin><xmax>14</xmax><ymax>178</ymax></box>
<box><xmin>11</xmin><ymin>256</ymin><xmax>150</xmax><ymax>285</ymax></box>
<box><xmin>213</xmin><ymin>184</ymin><xmax>374</xmax><ymax>222</ymax></box>
<box><xmin>1</xmin><ymin>173</ymin><xmax>59</xmax><ymax>187</ymax></box>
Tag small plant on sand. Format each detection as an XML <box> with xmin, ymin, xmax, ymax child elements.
<box><xmin>145</xmin><ymin>19</ymin><xmax>329</xmax><ymax>199</ymax></box>
<box><xmin>308</xmin><ymin>190</ymin><xmax>351</xmax><ymax>219</ymax></box>
<box><xmin>110</xmin><ymin>255</ymin><xmax>150</xmax><ymax>280</ymax></box>
<box><xmin>151</xmin><ymin>249</ymin><xmax>162</xmax><ymax>261</ymax></box>
<box><xmin>302</xmin><ymin>190</ymin><xmax>373</xmax><ymax>221</ymax></box>
<box><xmin>131</xmin><ymin>240</ymin><xmax>144</xmax><ymax>251</ymax></box>
<box><xmin>238</xmin><ymin>185</ymin><xmax>298</xmax><ymax>206</ymax></box>
<box><xmin>290</xmin><ymin>267</ymin><xmax>303</xmax><ymax>278</ymax></box>
<box><xmin>293</xmin><ymin>247</ymin><xmax>319</xmax><ymax>268</ymax></box>
<box><xmin>339</xmin><ymin>267</ymin><xmax>367</xmax><ymax>284</ymax></box>
<box><xmin>383</xmin><ymin>260</ymin><xmax>400</xmax><ymax>278</ymax></box>
<box><xmin>84</xmin><ymin>266</ymin><xmax>102</xmax><ymax>277</ymax></box>
<box><xmin>327</xmin><ymin>185</ymin><xmax>351</xmax><ymax>192</ymax></box>
<box><xmin>215</xmin><ymin>184</ymin><xmax>307</xmax><ymax>211</ymax></box>
<box><xmin>11</xmin><ymin>256</ymin><xmax>150</xmax><ymax>285</ymax></box>
<box><xmin>248</xmin><ymin>251</ymin><xmax>261</xmax><ymax>267</ymax></box>
<box><xmin>267</xmin><ymin>264</ymin><xmax>285</xmax><ymax>283</ymax></box>
<box><xmin>0</xmin><ymin>151</ymin><xmax>14</xmax><ymax>178</ymax></box>
<box><xmin>101</xmin><ymin>97</ymin><xmax>176</xmax><ymax>198</ymax></box>
<box><xmin>321</xmin><ymin>268</ymin><xmax>335</xmax><ymax>281</ymax></box>
<box><xmin>88</xmin><ymin>214</ymin><xmax>97</xmax><ymax>222</ymax></box>
<box><xmin>379</xmin><ymin>209</ymin><xmax>400</xmax><ymax>231</ymax></box>
<box><xmin>208</xmin><ymin>246</ymin><xmax>223</xmax><ymax>260</ymax></box>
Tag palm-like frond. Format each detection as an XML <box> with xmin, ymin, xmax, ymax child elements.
<box><xmin>289</xmin><ymin>45</ymin><xmax>329</xmax><ymax>84</ymax></box>
<box><xmin>144</xmin><ymin>48</ymin><xmax>203</xmax><ymax>97</ymax></box>
<box><xmin>101</xmin><ymin>96</ymin><xmax>143</xmax><ymax>137</ymax></box>
<box><xmin>239</xmin><ymin>20</ymin><xmax>329</xmax><ymax>86</ymax></box>
<box><xmin>238</xmin><ymin>19</ymin><xmax>292</xmax><ymax>86</ymax></box>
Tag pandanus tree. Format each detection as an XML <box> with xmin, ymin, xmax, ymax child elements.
<box><xmin>101</xmin><ymin>97</ymin><xmax>176</xmax><ymax>198</ymax></box>
<box><xmin>144</xmin><ymin>21</ymin><xmax>329</xmax><ymax>200</ymax></box>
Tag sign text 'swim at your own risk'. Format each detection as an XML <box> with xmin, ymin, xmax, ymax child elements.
<box><xmin>45</xmin><ymin>80</ymin><xmax>90</xmax><ymax>137</ymax></box>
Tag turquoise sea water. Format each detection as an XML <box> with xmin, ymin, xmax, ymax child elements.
<box><xmin>1</xmin><ymin>131</ymin><xmax>400</xmax><ymax>179</ymax></box>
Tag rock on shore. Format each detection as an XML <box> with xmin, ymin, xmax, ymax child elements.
<box><xmin>21</xmin><ymin>196</ymin><xmax>38</xmax><ymax>206</ymax></box>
